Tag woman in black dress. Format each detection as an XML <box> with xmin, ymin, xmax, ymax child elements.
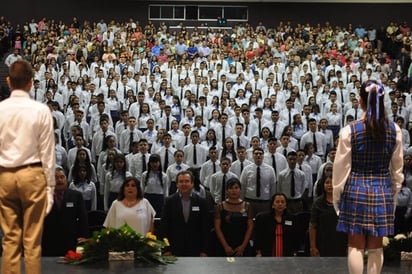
<box><xmin>214</xmin><ymin>178</ymin><xmax>254</xmax><ymax>256</ymax></box>
<box><xmin>309</xmin><ymin>176</ymin><xmax>347</xmax><ymax>256</ymax></box>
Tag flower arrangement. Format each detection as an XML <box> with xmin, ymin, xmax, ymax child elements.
<box><xmin>62</xmin><ymin>224</ymin><xmax>176</xmax><ymax>265</ymax></box>
<box><xmin>383</xmin><ymin>232</ymin><xmax>412</xmax><ymax>261</ymax></box>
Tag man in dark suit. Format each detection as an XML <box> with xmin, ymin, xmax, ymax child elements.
<box><xmin>42</xmin><ymin>166</ymin><xmax>89</xmax><ymax>256</ymax></box>
<box><xmin>158</xmin><ymin>170</ymin><xmax>210</xmax><ymax>256</ymax></box>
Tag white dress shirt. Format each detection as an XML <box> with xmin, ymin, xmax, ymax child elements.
<box><xmin>0</xmin><ymin>90</ymin><xmax>56</xmax><ymax>211</ymax></box>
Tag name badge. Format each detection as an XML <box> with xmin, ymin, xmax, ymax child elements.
<box><xmin>136</xmin><ymin>208</ymin><xmax>144</xmax><ymax>214</ymax></box>
<box><xmin>192</xmin><ymin>206</ymin><xmax>200</xmax><ymax>211</ymax></box>
<box><xmin>284</xmin><ymin>220</ymin><xmax>292</xmax><ymax>226</ymax></box>
<box><xmin>66</xmin><ymin>202</ymin><xmax>74</xmax><ymax>208</ymax></box>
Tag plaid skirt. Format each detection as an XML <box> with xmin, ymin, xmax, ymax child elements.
<box><xmin>336</xmin><ymin>173</ymin><xmax>395</xmax><ymax>237</ymax></box>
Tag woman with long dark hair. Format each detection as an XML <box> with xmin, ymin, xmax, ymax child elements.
<box><xmin>333</xmin><ymin>80</ymin><xmax>403</xmax><ymax>274</ymax></box>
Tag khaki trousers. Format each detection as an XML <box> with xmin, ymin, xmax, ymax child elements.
<box><xmin>0</xmin><ymin>165</ymin><xmax>47</xmax><ymax>274</ymax></box>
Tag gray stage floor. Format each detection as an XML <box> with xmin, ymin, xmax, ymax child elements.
<box><xmin>4</xmin><ymin>257</ymin><xmax>410</xmax><ymax>274</ymax></box>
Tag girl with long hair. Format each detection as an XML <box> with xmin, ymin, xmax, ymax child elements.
<box><xmin>104</xmin><ymin>153</ymin><xmax>132</xmax><ymax>211</ymax></box>
<box><xmin>141</xmin><ymin>154</ymin><xmax>169</xmax><ymax>216</ymax></box>
<box><xmin>333</xmin><ymin>80</ymin><xmax>403</xmax><ymax>274</ymax></box>
<box><xmin>69</xmin><ymin>164</ymin><xmax>97</xmax><ymax>211</ymax></box>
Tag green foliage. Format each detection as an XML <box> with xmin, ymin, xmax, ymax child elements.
<box><xmin>64</xmin><ymin>224</ymin><xmax>176</xmax><ymax>265</ymax></box>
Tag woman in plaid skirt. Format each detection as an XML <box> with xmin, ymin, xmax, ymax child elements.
<box><xmin>333</xmin><ymin>80</ymin><xmax>403</xmax><ymax>274</ymax></box>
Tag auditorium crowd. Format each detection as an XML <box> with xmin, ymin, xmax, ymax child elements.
<box><xmin>1</xmin><ymin>15</ymin><xmax>412</xmax><ymax>257</ymax></box>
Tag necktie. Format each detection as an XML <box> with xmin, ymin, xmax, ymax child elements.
<box><xmin>213</xmin><ymin>162</ymin><xmax>216</xmax><ymax>173</ymax></box>
<box><xmin>164</xmin><ymin>149</ymin><xmax>169</xmax><ymax>172</ymax></box>
<box><xmin>340</xmin><ymin>90</ymin><xmax>344</xmax><ymax>104</ymax></box>
<box><xmin>129</xmin><ymin>131</ymin><xmax>134</xmax><ymax>153</ymax></box>
<box><xmin>272</xmin><ymin>154</ymin><xmax>277</xmax><ymax>176</ymax></box>
<box><xmin>196</xmin><ymin>84</ymin><xmax>199</xmax><ymax>99</ymax></box>
<box><xmin>221</xmin><ymin>174</ymin><xmax>226</xmax><ymax>201</ymax></box>
<box><xmin>99</xmin><ymin>78</ymin><xmax>101</xmax><ymax>88</ymax></box>
<box><xmin>258</xmin><ymin>119</ymin><xmax>262</xmax><ymax>137</ymax></box>
<box><xmin>290</xmin><ymin>170</ymin><xmax>295</xmax><ymax>197</ymax></box>
<box><xmin>103</xmin><ymin>132</ymin><xmax>107</xmax><ymax>144</ymax></box>
<box><xmin>201</xmin><ymin>107</ymin><xmax>204</xmax><ymax>122</ymax></box>
<box><xmin>54</xmin><ymin>191</ymin><xmax>64</xmax><ymax>208</ymax></box>
<box><xmin>255</xmin><ymin>81</ymin><xmax>257</xmax><ymax>91</ymax></box>
<box><xmin>245</xmin><ymin>123</ymin><xmax>249</xmax><ymax>137</ymax></box>
<box><xmin>283</xmin><ymin>149</ymin><xmax>287</xmax><ymax>157</ymax></box>
<box><xmin>354</xmin><ymin>109</ymin><xmax>358</xmax><ymax>120</ymax></box>
<box><xmin>124</xmin><ymin>86</ymin><xmax>127</xmax><ymax>99</ymax></box>
<box><xmin>142</xmin><ymin>154</ymin><xmax>146</xmax><ymax>172</ymax></box>
<box><xmin>237</xmin><ymin>136</ymin><xmax>241</xmax><ymax>149</ymax></box>
<box><xmin>34</xmin><ymin>89</ymin><xmax>38</xmax><ymax>101</ymax></box>
<box><xmin>240</xmin><ymin>161</ymin><xmax>244</xmax><ymax>173</ymax></box>
<box><xmin>193</xmin><ymin>144</ymin><xmax>197</xmax><ymax>165</ymax></box>
<box><xmin>185</xmin><ymin>136</ymin><xmax>188</xmax><ymax>146</ymax></box>
<box><xmin>222</xmin><ymin>126</ymin><xmax>225</xmax><ymax>143</ymax></box>
<box><xmin>166</xmin><ymin>116</ymin><xmax>170</xmax><ymax>131</ymax></box>
<box><xmin>288</xmin><ymin>109</ymin><xmax>292</xmax><ymax>126</ymax></box>
<box><xmin>313</xmin><ymin>132</ymin><xmax>318</xmax><ymax>152</ymax></box>
<box><xmin>306</xmin><ymin>116</ymin><xmax>309</xmax><ymax>131</ymax></box>
<box><xmin>256</xmin><ymin>166</ymin><xmax>261</xmax><ymax>198</ymax></box>
<box><xmin>273</xmin><ymin>122</ymin><xmax>277</xmax><ymax>137</ymax></box>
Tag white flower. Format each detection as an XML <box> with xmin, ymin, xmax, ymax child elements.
<box><xmin>76</xmin><ymin>246</ymin><xmax>84</xmax><ymax>254</ymax></box>
<box><xmin>394</xmin><ymin>234</ymin><xmax>407</xmax><ymax>241</ymax></box>
<box><xmin>382</xmin><ymin>237</ymin><xmax>390</xmax><ymax>247</ymax></box>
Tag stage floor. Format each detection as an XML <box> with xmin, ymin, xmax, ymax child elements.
<box><xmin>4</xmin><ymin>257</ymin><xmax>410</xmax><ymax>274</ymax></box>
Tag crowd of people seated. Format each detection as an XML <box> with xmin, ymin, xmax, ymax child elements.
<box><xmin>1</xmin><ymin>15</ymin><xmax>412</xmax><ymax>257</ymax></box>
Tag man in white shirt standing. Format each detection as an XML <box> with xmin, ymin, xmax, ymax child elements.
<box><xmin>0</xmin><ymin>60</ymin><xmax>55</xmax><ymax>274</ymax></box>
<box><xmin>4</xmin><ymin>48</ymin><xmax>22</xmax><ymax>67</ymax></box>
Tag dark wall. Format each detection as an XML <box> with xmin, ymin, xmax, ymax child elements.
<box><xmin>3</xmin><ymin>1</ymin><xmax>410</xmax><ymax>28</ymax></box>
<box><xmin>248</xmin><ymin>3</ymin><xmax>411</xmax><ymax>28</ymax></box>
<box><xmin>3</xmin><ymin>0</ymin><xmax>142</xmax><ymax>24</ymax></box>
